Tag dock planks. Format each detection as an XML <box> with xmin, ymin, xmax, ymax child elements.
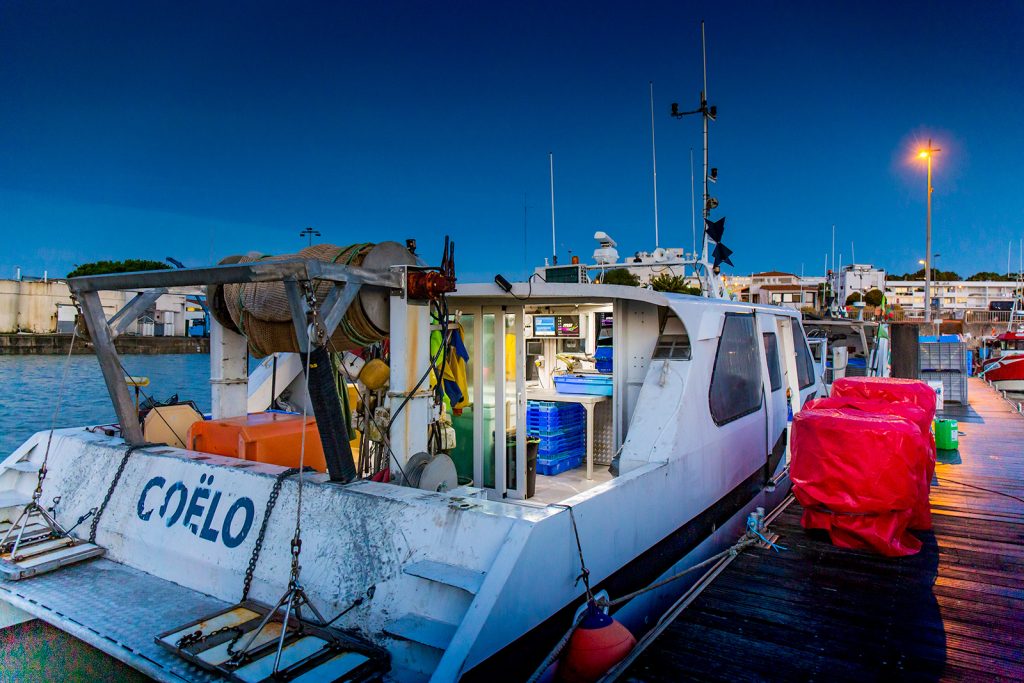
<box><xmin>621</xmin><ymin>378</ymin><xmax>1024</xmax><ymax>682</ymax></box>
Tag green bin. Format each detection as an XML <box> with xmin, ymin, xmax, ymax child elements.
<box><xmin>934</xmin><ymin>419</ymin><xmax>958</xmax><ymax>451</ymax></box>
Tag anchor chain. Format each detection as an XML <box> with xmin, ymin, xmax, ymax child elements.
<box><xmin>240</xmin><ymin>466</ymin><xmax>313</xmax><ymax>602</ymax></box>
<box><xmin>89</xmin><ymin>443</ymin><xmax>152</xmax><ymax>543</ymax></box>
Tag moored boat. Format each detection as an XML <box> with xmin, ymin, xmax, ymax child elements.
<box><xmin>0</xmin><ymin>242</ymin><xmax>824</xmax><ymax>682</ymax></box>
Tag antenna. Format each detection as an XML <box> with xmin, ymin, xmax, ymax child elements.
<box><xmin>831</xmin><ymin>224</ymin><xmax>836</xmax><ymax>273</ymax></box>
<box><xmin>701</xmin><ymin>20</ymin><xmax>710</xmax><ymax>264</ymax></box>
<box><xmin>690</xmin><ymin>148</ymin><xmax>697</xmax><ymax>257</ymax></box>
<box><xmin>851</xmin><ymin>241</ymin><xmax>855</xmax><ymax>264</ymax></box>
<box><xmin>549</xmin><ymin>152</ymin><xmax>557</xmax><ymax>265</ymax></box>
<box><xmin>523</xmin><ymin>192</ymin><xmax>529</xmax><ymax>274</ymax></box>
<box><xmin>800</xmin><ymin>264</ymin><xmax>805</xmax><ymax>309</ymax></box>
<box><xmin>649</xmin><ymin>81</ymin><xmax>660</xmax><ymax>248</ymax></box>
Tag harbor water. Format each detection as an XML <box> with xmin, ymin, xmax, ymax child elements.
<box><xmin>0</xmin><ymin>354</ymin><xmax>215</xmax><ymax>456</ymax></box>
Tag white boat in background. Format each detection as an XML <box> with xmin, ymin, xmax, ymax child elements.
<box><xmin>0</xmin><ymin>240</ymin><xmax>824</xmax><ymax>682</ymax></box>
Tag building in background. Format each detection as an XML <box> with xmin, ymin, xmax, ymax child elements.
<box><xmin>0</xmin><ymin>277</ymin><xmax>204</xmax><ymax>336</ymax></box>
<box><xmin>886</xmin><ymin>278</ymin><xmax>1019</xmax><ymax>317</ymax></box>
<box><xmin>739</xmin><ymin>271</ymin><xmax>824</xmax><ymax>311</ymax></box>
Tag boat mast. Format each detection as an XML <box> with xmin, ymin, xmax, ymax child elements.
<box><xmin>701</xmin><ymin>20</ymin><xmax>710</xmax><ymax>265</ymax></box>
<box><xmin>549</xmin><ymin>152</ymin><xmax>557</xmax><ymax>265</ymax></box>
<box><xmin>671</xmin><ymin>20</ymin><xmax>721</xmax><ymax>297</ymax></box>
<box><xmin>650</xmin><ymin>81</ymin><xmax>660</xmax><ymax>249</ymax></box>
<box><xmin>690</xmin><ymin>148</ymin><xmax>697</xmax><ymax>257</ymax></box>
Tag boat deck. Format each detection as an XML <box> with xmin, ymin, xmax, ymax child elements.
<box><xmin>618</xmin><ymin>377</ymin><xmax>1024</xmax><ymax>682</ymax></box>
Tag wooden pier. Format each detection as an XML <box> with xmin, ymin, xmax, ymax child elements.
<box><xmin>619</xmin><ymin>378</ymin><xmax>1024</xmax><ymax>682</ymax></box>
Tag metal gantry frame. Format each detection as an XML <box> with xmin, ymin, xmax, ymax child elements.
<box><xmin>68</xmin><ymin>259</ymin><xmax>403</xmax><ymax>447</ymax></box>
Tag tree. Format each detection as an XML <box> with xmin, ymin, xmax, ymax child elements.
<box><xmin>966</xmin><ymin>271</ymin><xmax>1016</xmax><ymax>282</ymax></box>
<box><xmin>863</xmin><ymin>288</ymin><xmax>884</xmax><ymax>306</ymax></box>
<box><xmin>889</xmin><ymin>267</ymin><xmax>961</xmax><ymax>281</ymax></box>
<box><xmin>845</xmin><ymin>292</ymin><xmax>863</xmax><ymax>305</ymax></box>
<box><xmin>67</xmin><ymin>259</ymin><xmax>172</xmax><ymax>279</ymax></box>
<box><xmin>600</xmin><ymin>268</ymin><xmax>641</xmax><ymax>287</ymax></box>
<box><xmin>649</xmin><ymin>273</ymin><xmax>701</xmax><ymax>295</ymax></box>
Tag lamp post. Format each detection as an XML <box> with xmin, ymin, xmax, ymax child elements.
<box><xmin>299</xmin><ymin>226</ymin><xmax>321</xmax><ymax>247</ymax></box>
<box><xmin>918</xmin><ymin>140</ymin><xmax>940</xmax><ymax>323</ymax></box>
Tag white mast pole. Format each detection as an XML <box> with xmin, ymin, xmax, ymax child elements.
<box><xmin>549</xmin><ymin>152</ymin><xmax>557</xmax><ymax>265</ymax></box>
<box><xmin>690</xmin><ymin>148</ymin><xmax>697</xmax><ymax>257</ymax></box>
<box><xmin>700</xmin><ymin>21</ymin><xmax>710</xmax><ymax>265</ymax></box>
<box><xmin>650</xmin><ymin>81</ymin><xmax>660</xmax><ymax>249</ymax></box>
<box><xmin>831</xmin><ymin>224</ymin><xmax>836</xmax><ymax>274</ymax></box>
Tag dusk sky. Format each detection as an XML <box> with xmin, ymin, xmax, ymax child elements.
<box><xmin>2</xmin><ymin>1</ymin><xmax>1022</xmax><ymax>283</ymax></box>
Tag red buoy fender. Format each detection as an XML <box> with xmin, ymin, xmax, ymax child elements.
<box><xmin>557</xmin><ymin>604</ymin><xmax>636</xmax><ymax>683</ymax></box>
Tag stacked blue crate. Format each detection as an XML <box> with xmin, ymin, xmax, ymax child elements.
<box><xmin>526</xmin><ymin>401</ymin><xmax>586</xmax><ymax>475</ymax></box>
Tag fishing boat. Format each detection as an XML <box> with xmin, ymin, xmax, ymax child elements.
<box><xmin>980</xmin><ymin>278</ymin><xmax>1024</xmax><ymax>392</ymax></box>
<box><xmin>0</xmin><ymin>234</ymin><xmax>825</xmax><ymax>682</ymax></box>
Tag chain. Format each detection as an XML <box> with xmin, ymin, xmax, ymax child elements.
<box><xmin>89</xmin><ymin>443</ymin><xmax>150</xmax><ymax>543</ymax></box>
<box><xmin>240</xmin><ymin>466</ymin><xmax>312</xmax><ymax>602</ymax></box>
<box><xmin>176</xmin><ymin>625</ymin><xmax>243</xmax><ymax>650</ymax></box>
<box><xmin>288</xmin><ymin>281</ymin><xmax>320</xmax><ymax>585</ymax></box>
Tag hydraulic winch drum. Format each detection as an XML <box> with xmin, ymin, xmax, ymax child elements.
<box><xmin>208</xmin><ymin>242</ymin><xmax>417</xmax><ymax>357</ymax></box>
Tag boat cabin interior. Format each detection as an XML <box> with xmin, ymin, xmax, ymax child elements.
<box><xmin>444</xmin><ymin>285</ymin><xmax>664</xmax><ymax>505</ymax></box>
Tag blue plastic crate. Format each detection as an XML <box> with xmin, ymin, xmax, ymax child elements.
<box><xmin>535</xmin><ymin>431</ymin><xmax>584</xmax><ymax>456</ymax></box>
<box><xmin>527</xmin><ymin>424</ymin><xmax>584</xmax><ymax>438</ymax></box>
<box><xmin>527</xmin><ymin>401</ymin><xmax>585</xmax><ymax>416</ymax></box>
<box><xmin>526</xmin><ymin>414</ymin><xmax>585</xmax><ymax>431</ymax></box>
<box><xmin>553</xmin><ymin>374</ymin><xmax>613</xmax><ymax>396</ymax></box>
<box><xmin>526</xmin><ymin>401</ymin><xmax>585</xmax><ymax>430</ymax></box>
<box><xmin>536</xmin><ymin>453</ymin><xmax>584</xmax><ymax>476</ymax></box>
<box><xmin>595</xmin><ymin>347</ymin><xmax>613</xmax><ymax>374</ymax></box>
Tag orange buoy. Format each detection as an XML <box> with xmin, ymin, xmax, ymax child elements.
<box><xmin>557</xmin><ymin>603</ymin><xmax>636</xmax><ymax>682</ymax></box>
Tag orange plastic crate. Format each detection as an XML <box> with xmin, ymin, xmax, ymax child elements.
<box><xmin>187</xmin><ymin>412</ymin><xmax>359</xmax><ymax>473</ymax></box>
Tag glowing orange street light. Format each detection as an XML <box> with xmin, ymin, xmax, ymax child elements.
<box><xmin>916</xmin><ymin>139</ymin><xmax>941</xmax><ymax>323</ymax></box>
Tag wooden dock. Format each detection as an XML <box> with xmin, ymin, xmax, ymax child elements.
<box><xmin>619</xmin><ymin>378</ymin><xmax>1024</xmax><ymax>682</ymax></box>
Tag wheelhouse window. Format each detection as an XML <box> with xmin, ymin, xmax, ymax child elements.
<box><xmin>653</xmin><ymin>312</ymin><xmax>691</xmax><ymax>360</ymax></box>
<box><xmin>762</xmin><ymin>332</ymin><xmax>783</xmax><ymax>392</ymax></box>
<box><xmin>709</xmin><ymin>313</ymin><xmax>762</xmax><ymax>425</ymax></box>
<box><xmin>792</xmin><ymin>322</ymin><xmax>816</xmax><ymax>389</ymax></box>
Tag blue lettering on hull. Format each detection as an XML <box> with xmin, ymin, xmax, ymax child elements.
<box><xmin>137</xmin><ymin>473</ymin><xmax>256</xmax><ymax>548</ymax></box>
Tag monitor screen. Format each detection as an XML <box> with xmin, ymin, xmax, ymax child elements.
<box><xmin>556</xmin><ymin>315</ymin><xmax>580</xmax><ymax>337</ymax></box>
<box><xmin>533</xmin><ymin>315</ymin><xmax>557</xmax><ymax>337</ymax></box>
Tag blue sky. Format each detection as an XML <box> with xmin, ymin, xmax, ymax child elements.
<box><xmin>2</xmin><ymin>1</ymin><xmax>1022</xmax><ymax>283</ymax></box>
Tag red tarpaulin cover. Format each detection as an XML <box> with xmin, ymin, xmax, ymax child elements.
<box><xmin>829</xmin><ymin>376</ymin><xmax>939</xmax><ymax>528</ymax></box>
<box><xmin>804</xmin><ymin>396</ymin><xmax>934</xmax><ymax>530</ymax></box>
<box><xmin>791</xmin><ymin>407</ymin><xmax>929</xmax><ymax>556</ymax></box>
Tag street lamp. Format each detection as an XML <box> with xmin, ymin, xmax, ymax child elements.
<box><xmin>917</xmin><ymin>140</ymin><xmax>941</xmax><ymax>323</ymax></box>
<box><xmin>299</xmin><ymin>226</ymin><xmax>321</xmax><ymax>247</ymax></box>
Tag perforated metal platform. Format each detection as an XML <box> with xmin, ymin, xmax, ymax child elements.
<box><xmin>0</xmin><ymin>558</ymin><xmax>229</xmax><ymax>682</ymax></box>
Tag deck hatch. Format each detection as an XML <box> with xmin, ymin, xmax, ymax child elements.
<box><xmin>155</xmin><ymin>600</ymin><xmax>389</xmax><ymax>682</ymax></box>
<box><xmin>0</xmin><ymin>509</ymin><xmax>105</xmax><ymax>581</ymax></box>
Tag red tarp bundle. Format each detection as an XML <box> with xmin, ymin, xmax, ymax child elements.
<box><xmin>829</xmin><ymin>376</ymin><xmax>939</xmax><ymax>528</ymax></box>
<box><xmin>804</xmin><ymin>396</ymin><xmax>934</xmax><ymax>530</ymax></box>
<box><xmin>792</xmin><ymin>381</ymin><xmax>934</xmax><ymax>556</ymax></box>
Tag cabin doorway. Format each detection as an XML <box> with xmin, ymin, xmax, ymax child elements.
<box><xmin>449</xmin><ymin>300</ymin><xmax>629</xmax><ymax>503</ymax></box>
